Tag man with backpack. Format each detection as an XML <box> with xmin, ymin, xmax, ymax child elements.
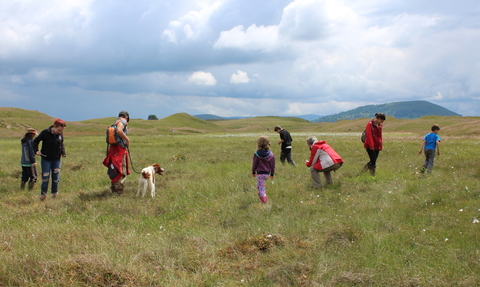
<box><xmin>103</xmin><ymin>111</ymin><xmax>130</xmax><ymax>194</ymax></box>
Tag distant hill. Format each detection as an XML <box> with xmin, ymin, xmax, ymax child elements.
<box><xmin>312</xmin><ymin>101</ymin><xmax>461</xmax><ymax>122</ymax></box>
<box><xmin>194</xmin><ymin>114</ymin><xmax>248</xmax><ymax>120</ymax></box>
<box><xmin>297</xmin><ymin>114</ymin><xmax>323</xmax><ymax>121</ymax></box>
<box><xmin>1</xmin><ymin>107</ymin><xmax>480</xmax><ymax>138</ymax></box>
<box><xmin>194</xmin><ymin>114</ymin><xmax>322</xmax><ymax>121</ymax></box>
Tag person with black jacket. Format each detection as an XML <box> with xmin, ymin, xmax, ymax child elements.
<box><xmin>33</xmin><ymin>119</ymin><xmax>66</xmax><ymax>201</ymax></box>
<box><xmin>274</xmin><ymin>125</ymin><xmax>296</xmax><ymax>166</ymax></box>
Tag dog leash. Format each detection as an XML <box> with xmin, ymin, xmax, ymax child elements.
<box><xmin>127</xmin><ymin>146</ymin><xmax>142</xmax><ymax>174</ymax></box>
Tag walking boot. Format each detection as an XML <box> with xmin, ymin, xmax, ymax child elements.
<box><xmin>369</xmin><ymin>165</ymin><xmax>376</xmax><ymax>176</ymax></box>
<box><xmin>28</xmin><ymin>181</ymin><xmax>35</xmax><ymax>191</ymax></box>
<box><xmin>361</xmin><ymin>163</ymin><xmax>369</xmax><ymax>173</ymax></box>
<box><xmin>20</xmin><ymin>181</ymin><xmax>27</xmax><ymax>190</ymax></box>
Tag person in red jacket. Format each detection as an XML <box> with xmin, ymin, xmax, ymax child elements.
<box><xmin>305</xmin><ymin>136</ymin><xmax>343</xmax><ymax>188</ymax></box>
<box><xmin>362</xmin><ymin>113</ymin><xmax>386</xmax><ymax>176</ymax></box>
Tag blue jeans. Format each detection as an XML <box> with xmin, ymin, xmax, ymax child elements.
<box><xmin>40</xmin><ymin>158</ymin><xmax>61</xmax><ymax>195</ymax></box>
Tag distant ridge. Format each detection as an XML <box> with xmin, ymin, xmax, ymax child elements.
<box><xmin>194</xmin><ymin>114</ymin><xmax>322</xmax><ymax>121</ymax></box>
<box><xmin>312</xmin><ymin>101</ymin><xmax>461</xmax><ymax>122</ymax></box>
<box><xmin>193</xmin><ymin>114</ymin><xmax>247</xmax><ymax>120</ymax></box>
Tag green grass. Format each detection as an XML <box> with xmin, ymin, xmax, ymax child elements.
<box><xmin>0</xmin><ymin>131</ymin><xmax>479</xmax><ymax>286</ymax></box>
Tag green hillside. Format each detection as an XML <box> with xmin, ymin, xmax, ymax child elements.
<box><xmin>1</xmin><ymin>107</ymin><xmax>480</xmax><ymax>138</ymax></box>
<box><xmin>313</xmin><ymin>101</ymin><xmax>461</xmax><ymax>122</ymax></box>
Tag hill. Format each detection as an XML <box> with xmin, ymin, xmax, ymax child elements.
<box><xmin>194</xmin><ymin>114</ymin><xmax>322</xmax><ymax>121</ymax></box>
<box><xmin>312</xmin><ymin>101</ymin><xmax>461</xmax><ymax>122</ymax></box>
<box><xmin>1</xmin><ymin>107</ymin><xmax>480</xmax><ymax>138</ymax></box>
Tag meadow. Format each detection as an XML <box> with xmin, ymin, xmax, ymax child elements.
<box><xmin>0</xmin><ymin>125</ymin><xmax>479</xmax><ymax>286</ymax></box>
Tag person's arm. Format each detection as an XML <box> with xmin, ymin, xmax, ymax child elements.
<box><xmin>269</xmin><ymin>156</ymin><xmax>275</xmax><ymax>179</ymax></box>
<box><xmin>28</xmin><ymin>140</ymin><xmax>36</xmax><ymax>166</ymax></box>
<box><xmin>277</xmin><ymin>131</ymin><xmax>285</xmax><ymax>145</ymax></box>
<box><xmin>305</xmin><ymin>146</ymin><xmax>316</xmax><ymax>167</ymax></box>
<box><xmin>364</xmin><ymin>121</ymin><xmax>375</xmax><ymax>149</ymax></box>
<box><xmin>436</xmin><ymin>140</ymin><xmax>440</xmax><ymax>156</ymax></box>
<box><xmin>116</xmin><ymin>121</ymin><xmax>130</xmax><ymax>146</ymax></box>
<box><xmin>60</xmin><ymin>132</ymin><xmax>66</xmax><ymax>157</ymax></box>
<box><xmin>33</xmin><ymin>131</ymin><xmax>43</xmax><ymax>155</ymax></box>
<box><xmin>418</xmin><ymin>140</ymin><xmax>426</xmax><ymax>154</ymax></box>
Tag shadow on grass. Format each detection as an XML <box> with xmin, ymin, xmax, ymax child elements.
<box><xmin>78</xmin><ymin>189</ymin><xmax>112</xmax><ymax>201</ymax></box>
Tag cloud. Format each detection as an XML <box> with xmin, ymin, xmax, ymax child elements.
<box><xmin>214</xmin><ymin>24</ymin><xmax>280</xmax><ymax>52</ymax></box>
<box><xmin>188</xmin><ymin>71</ymin><xmax>217</xmax><ymax>85</ymax></box>
<box><xmin>0</xmin><ymin>0</ymin><xmax>479</xmax><ymax>120</ymax></box>
<box><xmin>230</xmin><ymin>70</ymin><xmax>250</xmax><ymax>84</ymax></box>
<box><xmin>162</xmin><ymin>0</ymin><xmax>224</xmax><ymax>43</ymax></box>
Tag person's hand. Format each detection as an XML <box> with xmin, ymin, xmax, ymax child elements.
<box><xmin>418</xmin><ymin>150</ymin><xmax>422</xmax><ymax>155</ymax></box>
<box><xmin>269</xmin><ymin>176</ymin><xmax>274</xmax><ymax>180</ymax></box>
<box><xmin>35</xmin><ymin>151</ymin><xmax>41</xmax><ymax>155</ymax></box>
<box><xmin>252</xmin><ymin>174</ymin><xmax>256</xmax><ymax>177</ymax></box>
<box><xmin>277</xmin><ymin>141</ymin><xmax>281</xmax><ymax>145</ymax></box>
<box><xmin>33</xmin><ymin>163</ymin><xmax>36</xmax><ymax>167</ymax></box>
<box><xmin>125</xmin><ymin>138</ymin><xmax>130</xmax><ymax>146</ymax></box>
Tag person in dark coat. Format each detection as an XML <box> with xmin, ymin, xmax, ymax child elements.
<box><xmin>20</xmin><ymin>127</ymin><xmax>38</xmax><ymax>190</ymax></box>
<box><xmin>274</xmin><ymin>125</ymin><xmax>296</xmax><ymax>166</ymax></box>
<box><xmin>33</xmin><ymin>119</ymin><xmax>67</xmax><ymax>200</ymax></box>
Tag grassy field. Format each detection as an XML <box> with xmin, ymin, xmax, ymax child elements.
<box><xmin>1</xmin><ymin>132</ymin><xmax>479</xmax><ymax>285</ymax></box>
<box><xmin>0</xmin><ymin>108</ymin><xmax>479</xmax><ymax>286</ymax></box>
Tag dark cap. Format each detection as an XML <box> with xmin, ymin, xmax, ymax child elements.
<box><xmin>119</xmin><ymin>110</ymin><xmax>130</xmax><ymax>121</ymax></box>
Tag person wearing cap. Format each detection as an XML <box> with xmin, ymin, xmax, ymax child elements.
<box><xmin>103</xmin><ymin>111</ymin><xmax>131</xmax><ymax>195</ymax></box>
<box><xmin>20</xmin><ymin>128</ymin><xmax>38</xmax><ymax>190</ymax></box>
<box><xmin>33</xmin><ymin>119</ymin><xmax>67</xmax><ymax>200</ymax></box>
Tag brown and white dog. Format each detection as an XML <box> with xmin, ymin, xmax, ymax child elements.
<box><xmin>137</xmin><ymin>163</ymin><xmax>165</xmax><ymax>198</ymax></box>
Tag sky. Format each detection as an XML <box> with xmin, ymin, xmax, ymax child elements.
<box><xmin>1</xmin><ymin>0</ymin><xmax>479</xmax><ymax>121</ymax></box>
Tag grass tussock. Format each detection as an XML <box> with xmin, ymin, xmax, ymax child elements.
<box><xmin>0</xmin><ymin>128</ymin><xmax>479</xmax><ymax>286</ymax></box>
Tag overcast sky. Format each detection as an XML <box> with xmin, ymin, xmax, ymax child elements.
<box><xmin>1</xmin><ymin>0</ymin><xmax>479</xmax><ymax>121</ymax></box>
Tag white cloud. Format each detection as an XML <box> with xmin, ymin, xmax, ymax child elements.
<box><xmin>188</xmin><ymin>71</ymin><xmax>217</xmax><ymax>85</ymax></box>
<box><xmin>230</xmin><ymin>70</ymin><xmax>250</xmax><ymax>84</ymax></box>
<box><xmin>162</xmin><ymin>0</ymin><xmax>224</xmax><ymax>43</ymax></box>
<box><xmin>1</xmin><ymin>0</ymin><xmax>479</xmax><ymax>120</ymax></box>
<box><xmin>214</xmin><ymin>24</ymin><xmax>280</xmax><ymax>52</ymax></box>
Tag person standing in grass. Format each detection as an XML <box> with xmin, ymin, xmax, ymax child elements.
<box><xmin>33</xmin><ymin>119</ymin><xmax>67</xmax><ymax>201</ymax></box>
<box><xmin>362</xmin><ymin>113</ymin><xmax>386</xmax><ymax>176</ymax></box>
<box><xmin>305</xmin><ymin>136</ymin><xmax>343</xmax><ymax>188</ymax></box>
<box><xmin>20</xmin><ymin>127</ymin><xmax>38</xmax><ymax>191</ymax></box>
<box><xmin>418</xmin><ymin>124</ymin><xmax>441</xmax><ymax>174</ymax></box>
<box><xmin>274</xmin><ymin>125</ymin><xmax>296</xmax><ymax>166</ymax></box>
<box><xmin>103</xmin><ymin>111</ymin><xmax>131</xmax><ymax>195</ymax></box>
<box><xmin>252</xmin><ymin>136</ymin><xmax>275</xmax><ymax>204</ymax></box>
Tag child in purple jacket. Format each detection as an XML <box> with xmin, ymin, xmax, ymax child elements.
<box><xmin>252</xmin><ymin>136</ymin><xmax>275</xmax><ymax>204</ymax></box>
